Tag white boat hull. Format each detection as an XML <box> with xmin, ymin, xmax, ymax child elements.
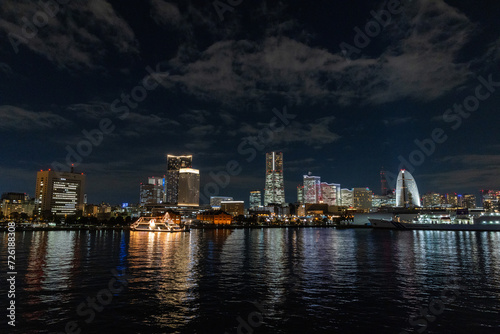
<box><xmin>369</xmin><ymin>218</ymin><xmax>500</xmax><ymax>231</ymax></box>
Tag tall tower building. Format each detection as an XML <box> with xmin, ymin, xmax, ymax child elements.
<box><xmin>250</xmin><ymin>191</ymin><xmax>262</xmax><ymax>209</ymax></box>
<box><xmin>140</xmin><ymin>177</ymin><xmax>164</xmax><ymax>206</ymax></box>
<box><xmin>264</xmin><ymin>152</ymin><xmax>285</xmax><ymax>205</ymax></box>
<box><xmin>395</xmin><ymin>169</ymin><xmax>421</xmax><ymax>207</ymax></box>
<box><xmin>35</xmin><ymin>169</ymin><xmax>86</xmax><ymax>217</ymax></box>
<box><xmin>177</xmin><ymin>168</ymin><xmax>200</xmax><ymax>206</ymax></box>
<box><xmin>166</xmin><ymin>155</ymin><xmax>192</xmax><ymax>204</ymax></box>
<box><xmin>303</xmin><ymin>174</ymin><xmax>321</xmax><ymax>204</ymax></box>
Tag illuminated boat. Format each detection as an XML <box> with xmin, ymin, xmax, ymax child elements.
<box><xmin>130</xmin><ymin>212</ymin><xmax>189</xmax><ymax>232</ymax></box>
<box><xmin>369</xmin><ymin>213</ymin><xmax>500</xmax><ymax>231</ymax></box>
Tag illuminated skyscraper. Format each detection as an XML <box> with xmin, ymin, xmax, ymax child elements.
<box><xmin>341</xmin><ymin>188</ymin><xmax>353</xmax><ymax>207</ymax></box>
<box><xmin>35</xmin><ymin>169</ymin><xmax>86</xmax><ymax>217</ymax></box>
<box><xmin>395</xmin><ymin>169</ymin><xmax>421</xmax><ymax>207</ymax></box>
<box><xmin>177</xmin><ymin>168</ymin><xmax>200</xmax><ymax>206</ymax></box>
<box><xmin>264</xmin><ymin>152</ymin><xmax>285</xmax><ymax>205</ymax></box>
<box><xmin>353</xmin><ymin>188</ymin><xmax>372</xmax><ymax>212</ymax></box>
<box><xmin>303</xmin><ymin>174</ymin><xmax>321</xmax><ymax>204</ymax></box>
<box><xmin>249</xmin><ymin>191</ymin><xmax>262</xmax><ymax>209</ymax></box>
<box><xmin>166</xmin><ymin>155</ymin><xmax>192</xmax><ymax>204</ymax></box>
<box><xmin>140</xmin><ymin>177</ymin><xmax>164</xmax><ymax>206</ymax></box>
<box><xmin>462</xmin><ymin>194</ymin><xmax>476</xmax><ymax>209</ymax></box>
<box><xmin>480</xmin><ymin>190</ymin><xmax>500</xmax><ymax>211</ymax></box>
<box><xmin>422</xmin><ymin>192</ymin><xmax>441</xmax><ymax>207</ymax></box>
<box><xmin>320</xmin><ymin>182</ymin><xmax>341</xmax><ymax>206</ymax></box>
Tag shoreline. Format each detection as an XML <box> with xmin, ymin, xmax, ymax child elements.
<box><xmin>0</xmin><ymin>224</ymin><xmax>368</xmax><ymax>232</ymax></box>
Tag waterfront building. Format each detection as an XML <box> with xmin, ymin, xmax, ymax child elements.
<box><xmin>166</xmin><ymin>155</ymin><xmax>192</xmax><ymax>204</ymax></box>
<box><xmin>353</xmin><ymin>188</ymin><xmax>372</xmax><ymax>212</ymax></box>
<box><xmin>197</xmin><ymin>210</ymin><xmax>232</xmax><ymax>225</ymax></box>
<box><xmin>264</xmin><ymin>152</ymin><xmax>285</xmax><ymax>205</ymax></box>
<box><xmin>221</xmin><ymin>200</ymin><xmax>245</xmax><ymax>216</ymax></box>
<box><xmin>395</xmin><ymin>170</ymin><xmax>421</xmax><ymax>207</ymax></box>
<box><xmin>249</xmin><ymin>191</ymin><xmax>262</xmax><ymax>209</ymax></box>
<box><xmin>177</xmin><ymin>168</ymin><xmax>200</xmax><ymax>206</ymax></box>
<box><xmin>320</xmin><ymin>182</ymin><xmax>341</xmax><ymax>206</ymax></box>
<box><xmin>461</xmin><ymin>194</ymin><xmax>477</xmax><ymax>209</ymax></box>
<box><xmin>480</xmin><ymin>190</ymin><xmax>500</xmax><ymax>211</ymax></box>
<box><xmin>35</xmin><ymin>169</ymin><xmax>86</xmax><ymax>217</ymax></box>
<box><xmin>444</xmin><ymin>193</ymin><xmax>458</xmax><ymax>207</ymax></box>
<box><xmin>341</xmin><ymin>188</ymin><xmax>353</xmax><ymax>207</ymax></box>
<box><xmin>303</xmin><ymin>174</ymin><xmax>321</xmax><ymax>204</ymax></box>
<box><xmin>422</xmin><ymin>192</ymin><xmax>442</xmax><ymax>208</ymax></box>
<box><xmin>139</xmin><ymin>177</ymin><xmax>164</xmax><ymax>206</ymax></box>
<box><xmin>1</xmin><ymin>193</ymin><xmax>35</xmax><ymax>218</ymax></box>
<box><xmin>210</xmin><ymin>196</ymin><xmax>233</xmax><ymax>208</ymax></box>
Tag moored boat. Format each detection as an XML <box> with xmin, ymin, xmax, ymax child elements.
<box><xmin>130</xmin><ymin>212</ymin><xmax>189</xmax><ymax>232</ymax></box>
<box><xmin>369</xmin><ymin>213</ymin><xmax>500</xmax><ymax>231</ymax></box>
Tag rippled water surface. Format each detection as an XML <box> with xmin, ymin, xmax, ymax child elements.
<box><xmin>2</xmin><ymin>228</ymin><xmax>500</xmax><ymax>333</ymax></box>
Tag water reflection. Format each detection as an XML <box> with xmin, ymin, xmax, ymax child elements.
<box><xmin>3</xmin><ymin>228</ymin><xmax>500</xmax><ymax>333</ymax></box>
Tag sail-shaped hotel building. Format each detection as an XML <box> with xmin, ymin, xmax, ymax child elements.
<box><xmin>395</xmin><ymin>169</ymin><xmax>421</xmax><ymax>207</ymax></box>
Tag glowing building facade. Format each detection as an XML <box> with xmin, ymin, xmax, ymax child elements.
<box><xmin>303</xmin><ymin>175</ymin><xmax>321</xmax><ymax>204</ymax></box>
<box><xmin>264</xmin><ymin>152</ymin><xmax>285</xmax><ymax>205</ymax></box>
<box><xmin>395</xmin><ymin>170</ymin><xmax>421</xmax><ymax>207</ymax></box>
<box><xmin>35</xmin><ymin>169</ymin><xmax>86</xmax><ymax>217</ymax></box>
<box><xmin>249</xmin><ymin>191</ymin><xmax>262</xmax><ymax>209</ymax></box>
<box><xmin>166</xmin><ymin>155</ymin><xmax>192</xmax><ymax>204</ymax></box>
<box><xmin>320</xmin><ymin>182</ymin><xmax>341</xmax><ymax>206</ymax></box>
<box><xmin>177</xmin><ymin>168</ymin><xmax>200</xmax><ymax>206</ymax></box>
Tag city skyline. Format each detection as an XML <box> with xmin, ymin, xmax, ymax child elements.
<box><xmin>0</xmin><ymin>1</ymin><xmax>499</xmax><ymax>204</ymax></box>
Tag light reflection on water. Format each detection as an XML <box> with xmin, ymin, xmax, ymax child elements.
<box><xmin>1</xmin><ymin>228</ymin><xmax>500</xmax><ymax>333</ymax></box>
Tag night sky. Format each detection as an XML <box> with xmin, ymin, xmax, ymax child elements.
<box><xmin>1</xmin><ymin>0</ymin><xmax>499</xmax><ymax>204</ymax></box>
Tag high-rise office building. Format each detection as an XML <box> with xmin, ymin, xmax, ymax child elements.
<box><xmin>264</xmin><ymin>152</ymin><xmax>285</xmax><ymax>205</ymax></box>
<box><xmin>395</xmin><ymin>169</ymin><xmax>421</xmax><ymax>207</ymax></box>
<box><xmin>249</xmin><ymin>191</ymin><xmax>262</xmax><ymax>209</ymax></box>
<box><xmin>341</xmin><ymin>188</ymin><xmax>353</xmax><ymax>207</ymax></box>
<box><xmin>210</xmin><ymin>196</ymin><xmax>233</xmax><ymax>208</ymax></box>
<box><xmin>35</xmin><ymin>169</ymin><xmax>86</xmax><ymax>217</ymax></box>
<box><xmin>422</xmin><ymin>192</ymin><xmax>441</xmax><ymax>208</ymax></box>
<box><xmin>166</xmin><ymin>155</ymin><xmax>192</xmax><ymax>204</ymax></box>
<box><xmin>303</xmin><ymin>174</ymin><xmax>321</xmax><ymax>204</ymax></box>
<box><xmin>320</xmin><ymin>182</ymin><xmax>341</xmax><ymax>206</ymax></box>
<box><xmin>353</xmin><ymin>188</ymin><xmax>372</xmax><ymax>212</ymax></box>
<box><xmin>462</xmin><ymin>194</ymin><xmax>477</xmax><ymax>209</ymax></box>
<box><xmin>177</xmin><ymin>168</ymin><xmax>200</xmax><ymax>206</ymax></box>
<box><xmin>140</xmin><ymin>177</ymin><xmax>164</xmax><ymax>206</ymax></box>
<box><xmin>480</xmin><ymin>190</ymin><xmax>500</xmax><ymax>211</ymax></box>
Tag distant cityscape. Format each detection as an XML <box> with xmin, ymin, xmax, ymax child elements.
<box><xmin>1</xmin><ymin>151</ymin><xmax>499</xmax><ymax>224</ymax></box>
